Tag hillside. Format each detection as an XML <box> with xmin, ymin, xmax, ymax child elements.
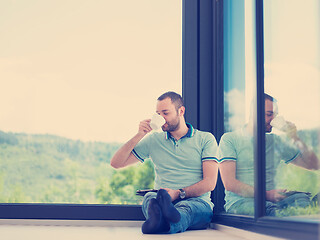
<box><xmin>0</xmin><ymin>131</ymin><xmax>154</xmax><ymax>204</ymax></box>
<box><xmin>0</xmin><ymin>129</ymin><xmax>318</xmax><ymax>206</ymax></box>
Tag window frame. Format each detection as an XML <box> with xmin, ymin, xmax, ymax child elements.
<box><xmin>0</xmin><ymin>203</ymin><xmax>144</xmax><ymax>220</ymax></box>
<box><xmin>201</xmin><ymin>0</ymin><xmax>318</xmax><ymax>239</ymax></box>
<box><xmin>0</xmin><ymin>1</ymin><xmax>319</xmax><ymax>239</ymax></box>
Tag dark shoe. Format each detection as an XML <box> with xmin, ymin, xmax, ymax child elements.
<box><xmin>156</xmin><ymin>189</ymin><xmax>181</xmax><ymax>223</ymax></box>
<box><xmin>311</xmin><ymin>193</ymin><xmax>319</xmax><ymax>205</ymax></box>
<box><xmin>141</xmin><ymin>198</ymin><xmax>169</xmax><ymax>234</ymax></box>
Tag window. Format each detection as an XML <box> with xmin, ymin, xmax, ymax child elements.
<box><xmin>221</xmin><ymin>0</ymin><xmax>320</xmax><ymax>221</ymax></box>
<box><xmin>1</xmin><ymin>1</ymin><xmax>319</xmax><ymax>238</ymax></box>
<box><xmin>0</xmin><ymin>0</ymin><xmax>181</xmax><ymax>205</ymax></box>
<box><xmin>221</xmin><ymin>0</ymin><xmax>257</xmax><ymax>216</ymax></box>
<box><xmin>214</xmin><ymin>0</ymin><xmax>319</xmax><ymax>238</ymax></box>
<box><xmin>264</xmin><ymin>0</ymin><xmax>320</xmax><ymax>220</ymax></box>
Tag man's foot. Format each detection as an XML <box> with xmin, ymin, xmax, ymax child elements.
<box><xmin>156</xmin><ymin>189</ymin><xmax>181</xmax><ymax>223</ymax></box>
<box><xmin>311</xmin><ymin>192</ymin><xmax>319</xmax><ymax>205</ymax></box>
<box><xmin>141</xmin><ymin>198</ymin><xmax>169</xmax><ymax>234</ymax></box>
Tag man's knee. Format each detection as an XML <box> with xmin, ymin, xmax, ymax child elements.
<box><xmin>292</xmin><ymin>193</ymin><xmax>311</xmax><ymax>207</ymax></box>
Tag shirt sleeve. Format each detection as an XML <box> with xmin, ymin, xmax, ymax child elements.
<box><xmin>201</xmin><ymin>132</ymin><xmax>219</xmax><ymax>162</ymax></box>
<box><xmin>274</xmin><ymin>135</ymin><xmax>300</xmax><ymax>164</ymax></box>
<box><xmin>132</xmin><ymin>134</ymin><xmax>152</xmax><ymax>163</ymax></box>
<box><xmin>217</xmin><ymin>132</ymin><xmax>237</xmax><ymax>163</ymax></box>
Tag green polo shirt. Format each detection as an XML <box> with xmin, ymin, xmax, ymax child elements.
<box><xmin>132</xmin><ymin>123</ymin><xmax>218</xmax><ymax>207</ymax></box>
<box><xmin>218</xmin><ymin>127</ymin><xmax>300</xmax><ymax>211</ymax></box>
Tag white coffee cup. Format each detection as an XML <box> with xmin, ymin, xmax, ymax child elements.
<box><xmin>270</xmin><ymin>115</ymin><xmax>289</xmax><ymax>132</ymax></box>
<box><xmin>150</xmin><ymin>114</ymin><xmax>165</xmax><ymax>130</ymax></box>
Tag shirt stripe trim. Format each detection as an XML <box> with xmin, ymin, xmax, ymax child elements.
<box><xmin>218</xmin><ymin>157</ymin><xmax>237</xmax><ymax>163</ymax></box>
<box><xmin>165</xmin><ymin>132</ymin><xmax>170</xmax><ymax>140</ymax></box>
<box><xmin>202</xmin><ymin>157</ymin><xmax>219</xmax><ymax>162</ymax></box>
<box><xmin>202</xmin><ymin>157</ymin><xmax>218</xmax><ymax>161</ymax></box>
<box><xmin>132</xmin><ymin>149</ymin><xmax>145</xmax><ymax>163</ymax></box>
<box><xmin>186</xmin><ymin>123</ymin><xmax>194</xmax><ymax>137</ymax></box>
<box><xmin>165</xmin><ymin>123</ymin><xmax>195</xmax><ymax>140</ymax></box>
<box><xmin>285</xmin><ymin>151</ymin><xmax>301</xmax><ymax>164</ymax></box>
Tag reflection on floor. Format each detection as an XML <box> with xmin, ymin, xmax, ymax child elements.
<box><xmin>0</xmin><ymin>220</ymin><xmax>284</xmax><ymax>240</ymax></box>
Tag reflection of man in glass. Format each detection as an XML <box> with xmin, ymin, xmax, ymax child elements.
<box><xmin>218</xmin><ymin>94</ymin><xmax>319</xmax><ymax>216</ymax></box>
<box><xmin>110</xmin><ymin>91</ymin><xmax>219</xmax><ymax>234</ymax></box>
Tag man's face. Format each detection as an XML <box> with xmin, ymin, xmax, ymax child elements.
<box><xmin>265</xmin><ymin>99</ymin><xmax>278</xmax><ymax>133</ymax></box>
<box><xmin>156</xmin><ymin>98</ymin><xmax>182</xmax><ymax>132</ymax></box>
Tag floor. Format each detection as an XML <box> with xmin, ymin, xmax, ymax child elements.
<box><xmin>0</xmin><ymin>220</ymin><xmax>284</xmax><ymax>240</ymax></box>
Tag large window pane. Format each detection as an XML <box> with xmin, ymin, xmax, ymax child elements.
<box><xmin>219</xmin><ymin>0</ymin><xmax>256</xmax><ymax>216</ymax></box>
<box><xmin>0</xmin><ymin>0</ymin><xmax>181</xmax><ymax>204</ymax></box>
<box><xmin>264</xmin><ymin>0</ymin><xmax>320</xmax><ymax>219</ymax></box>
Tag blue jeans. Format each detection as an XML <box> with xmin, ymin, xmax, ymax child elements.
<box><xmin>227</xmin><ymin>192</ymin><xmax>311</xmax><ymax>216</ymax></box>
<box><xmin>142</xmin><ymin>192</ymin><xmax>213</xmax><ymax>234</ymax></box>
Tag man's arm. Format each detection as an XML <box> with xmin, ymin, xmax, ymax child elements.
<box><xmin>219</xmin><ymin>161</ymin><xmax>254</xmax><ymax>197</ymax></box>
<box><xmin>219</xmin><ymin>161</ymin><xmax>287</xmax><ymax>202</ymax></box>
<box><xmin>290</xmin><ymin>135</ymin><xmax>319</xmax><ymax>170</ymax></box>
<box><xmin>110</xmin><ymin>119</ymin><xmax>152</xmax><ymax>169</ymax></box>
<box><xmin>164</xmin><ymin>160</ymin><xmax>219</xmax><ymax>201</ymax></box>
<box><xmin>283</xmin><ymin>122</ymin><xmax>319</xmax><ymax>170</ymax></box>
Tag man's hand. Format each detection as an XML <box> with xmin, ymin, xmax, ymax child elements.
<box><xmin>266</xmin><ymin>189</ymin><xmax>287</xmax><ymax>202</ymax></box>
<box><xmin>138</xmin><ymin>119</ymin><xmax>152</xmax><ymax>136</ymax></box>
<box><xmin>161</xmin><ymin>188</ymin><xmax>180</xmax><ymax>202</ymax></box>
<box><xmin>283</xmin><ymin>121</ymin><xmax>320</xmax><ymax>170</ymax></box>
<box><xmin>283</xmin><ymin>121</ymin><xmax>298</xmax><ymax>139</ymax></box>
<box><xmin>110</xmin><ymin>119</ymin><xmax>152</xmax><ymax>169</ymax></box>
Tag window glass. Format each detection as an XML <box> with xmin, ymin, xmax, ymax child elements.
<box><xmin>0</xmin><ymin>0</ymin><xmax>181</xmax><ymax>204</ymax></box>
<box><xmin>264</xmin><ymin>0</ymin><xmax>320</xmax><ymax>219</ymax></box>
<box><xmin>220</xmin><ymin>0</ymin><xmax>256</xmax><ymax>216</ymax></box>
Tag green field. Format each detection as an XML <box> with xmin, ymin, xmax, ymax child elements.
<box><xmin>0</xmin><ymin>130</ymin><xmax>154</xmax><ymax>204</ymax></box>
<box><xmin>0</xmin><ymin>128</ymin><xmax>319</xmax><ymax>215</ymax></box>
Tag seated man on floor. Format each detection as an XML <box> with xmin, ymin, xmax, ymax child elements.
<box><xmin>110</xmin><ymin>91</ymin><xmax>219</xmax><ymax>234</ymax></box>
<box><xmin>218</xmin><ymin>94</ymin><xmax>319</xmax><ymax>216</ymax></box>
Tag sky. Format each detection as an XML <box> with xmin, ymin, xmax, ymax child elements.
<box><xmin>263</xmin><ymin>0</ymin><xmax>320</xmax><ymax>130</ymax></box>
<box><xmin>226</xmin><ymin>0</ymin><xmax>319</xmax><ymax>131</ymax></box>
<box><xmin>1</xmin><ymin>0</ymin><xmax>319</xmax><ymax>143</ymax></box>
<box><xmin>0</xmin><ymin>0</ymin><xmax>182</xmax><ymax>143</ymax></box>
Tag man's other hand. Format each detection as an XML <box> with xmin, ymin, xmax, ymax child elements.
<box><xmin>161</xmin><ymin>188</ymin><xmax>180</xmax><ymax>202</ymax></box>
<box><xmin>266</xmin><ymin>189</ymin><xmax>287</xmax><ymax>202</ymax></box>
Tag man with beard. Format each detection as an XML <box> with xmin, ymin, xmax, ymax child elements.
<box><xmin>111</xmin><ymin>91</ymin><xmax>219</xmax><ymax>234</ymax></box>
<box><xmin>218</xmin><ymin>94</ymin><xmax>319</xmax><ymax>216</ymax></box>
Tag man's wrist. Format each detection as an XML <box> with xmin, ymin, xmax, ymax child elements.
<box><xmin>178</xmin><ymin>188</ymin><xmax>186</xmax><ymax>199</ymax></box>
<box><xmin>135</xmin><ymin>131</ymin><xmax>147</xmax><ymax>139</ymax></box>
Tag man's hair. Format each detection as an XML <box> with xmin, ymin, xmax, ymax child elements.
<box><xmin>265</xmin><ymin>93</ymin><xmax>277</xmax><ymax>103</ymax></box>
<box><xmin>264</xmin><ymin>93</ymin><xmax>278</xmax><ymax>114</ymax></box>
<box><xmin>157</xmin><ymin>91</ymin><xmax>184</xmax><ymax>111</ymax></box>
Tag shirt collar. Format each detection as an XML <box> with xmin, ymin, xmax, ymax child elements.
<box><xmin>165</xmin><ymin>123</ymin><xmax>195</xmax><ymax>140</ymax></box>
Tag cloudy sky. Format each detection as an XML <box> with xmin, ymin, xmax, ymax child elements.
<box><xmin>226</xmin><ymin>0</ymin><xmax>319</xmax><ymax>131</ymax></box>
<box><xmin>0</xmin><ymin>0</ymin><xmax>182</xmax><ymax>143</ymax></box>
<box><xmin>1</xmin><ymin>0</ymin><xmax>318</xmax><ymax>143</ymax></box>
<box><xmin>263</xmin><ymin>0</ymin><xmax>319</xmax><ymax>130</ymax></box>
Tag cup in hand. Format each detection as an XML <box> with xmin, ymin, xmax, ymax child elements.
<box><xmin>270</xmin><ymin>116</ymin><xmax>289</xmax><ymax>132</ymax></box>
<box><xmin>150</xmin><ymin>114</ymin><xmax>165</xmax><ymax>130</ymax></box>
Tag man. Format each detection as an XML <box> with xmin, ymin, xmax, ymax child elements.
<box><xmin>218</xmin><ymin>94</ymin><xmax>319</xmax><ymax>216</ymax></box>
<box><xmin>110</xmin><ymin>91</ymin><xmax>219</xmax><ymax>234</ymax></box>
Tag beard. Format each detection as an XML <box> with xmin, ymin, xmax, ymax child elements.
<box><xmin>265</xmin><ymin>123</ymin><xmax>272</xmax><ymax>133</ymax></box>
<box><xmin>162</xmin><ymin>118</ymin><xmax>180</xmax><ymax>133</ymax></box>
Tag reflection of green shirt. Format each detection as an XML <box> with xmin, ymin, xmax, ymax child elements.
<box><xmin>218</xmin><ymin>127</ymin><xmax>300</xmax><ymax>211</ymax></box>
<box><xmin>132</xmin><ymin>123</ymin><xmax>218</xmax><ymax>208</ymax></box>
